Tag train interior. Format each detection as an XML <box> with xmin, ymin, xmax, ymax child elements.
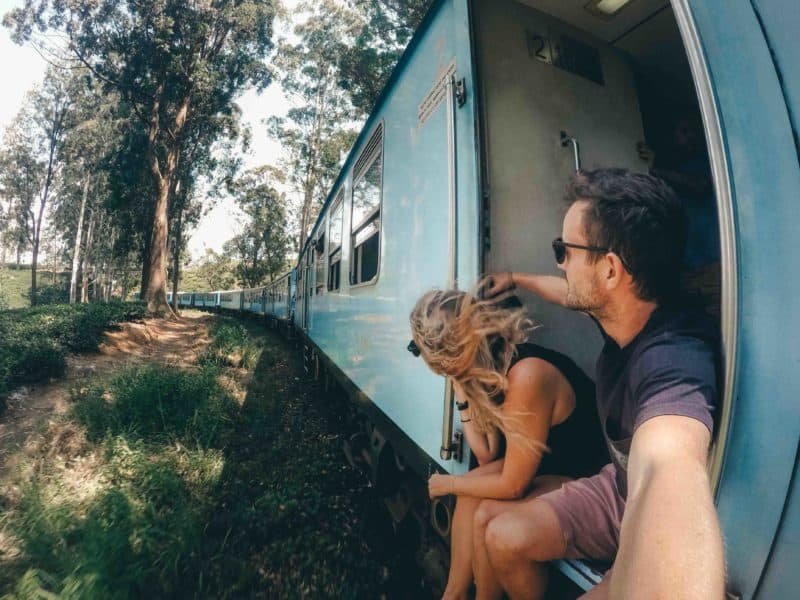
<box><xmin>474</xmin><ymin>0</ymin><xmax>723</xmax><ymax>466</ymax></box>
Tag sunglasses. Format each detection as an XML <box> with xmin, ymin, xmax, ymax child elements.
<box><xmin>552</xmin><ymin>237</ymin><xmax>631</xmax><ymax>272</ymax></box>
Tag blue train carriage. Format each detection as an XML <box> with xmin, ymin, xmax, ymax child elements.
<box><xmin>291</xmin><ymin>0</ymin><xmax>797</xmax><ymax>596</ymax></box>
<box><xmin>177</xmin><ymin>291</ymin><xmax>193</xmax><ymax>308</ymax></box>
<box><xmin>218</xmin><ymin>290</ymin><xmax>243</xmax><ymax>312</ymax></box>
<box><xmin>266</xmin><ymin>271</ymin><xmax>294</xmax><ymax>324</ymax></box>
<box><xmin>196</xmin><ymin>291</ymin><xmax>219</xmax><ymax>310</ymax></box>
<box><xmin>242</xmin><ymin>286</ymin><xmax>266</xmax><ymax>315</ymax></box>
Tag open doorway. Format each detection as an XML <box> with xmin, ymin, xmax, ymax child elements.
<box><xmin>472</xmin><ymin>0</ymin><xmax>726</xmax><ymax>495</ymax></box>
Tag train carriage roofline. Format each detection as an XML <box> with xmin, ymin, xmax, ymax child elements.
<box><xmin>297</xmin><ymin>0</ymin><xmax>452</xmax><ymax>261</ymax></box>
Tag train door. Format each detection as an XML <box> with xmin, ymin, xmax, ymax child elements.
<box><xmin>301</xmin><ymin>248</ymin><xmax>312</xmax><ymax>330</ymax></box>
<box><xmin>472</xmin><ymin>0</ymin><xmax>800</xmax><ymax>596</ymax></box>
<box><xmin>471</xmin><ymin>0</ymin><xmax>737</xmax><ymax>591</ymax></box>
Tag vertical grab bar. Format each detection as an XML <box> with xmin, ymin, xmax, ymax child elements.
<box><xmin>441</xmin><ymin>74</ymin><xmax>460</xmax><ymax>461</ymax></box>
<box><xmin>560</xmin><ymin>131</ymin><xmax>581</xmax><ymax>172</ymax></box>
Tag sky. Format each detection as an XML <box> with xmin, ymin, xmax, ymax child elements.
<box><xmin>0</xmin><ymin>0</ymin><xmax>301</xmax><ymax>263</ymax></box>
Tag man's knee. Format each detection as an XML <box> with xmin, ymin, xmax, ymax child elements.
<box><xmin>485</xmin><ymin>500</ymin><xmax>565</xmax><ymax>565</ymax></box>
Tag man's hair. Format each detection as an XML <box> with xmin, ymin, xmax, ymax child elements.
<box><xmin>565</xmin><ymin>168</ymin><xmax>687</xmax><ymax>304</ymax></box>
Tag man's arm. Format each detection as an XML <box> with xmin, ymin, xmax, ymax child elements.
<box><xmin>487</xmin><ymin>272</ymin><xmax>568</xmax><ymax>306</ymax></box>
<box><xmin>611</xmin><ymin>415</ymin><xmax>725</xmax><ymax>599</ymax></box>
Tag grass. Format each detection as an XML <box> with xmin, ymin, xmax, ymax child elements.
<box><xmin>0</xmin><ymin>314</ymin><xmax>411</xmax><ymax>599</ymax></box>
<box><xmin>0</xmin><ymin>301</ymin><xmax>147</xmax><ymax>406</ymax></box>
<box><xmin>74</xmin><ymin>364</ymin><xmax>235</xmax><ymax>447</ymax></box>
<box><xmin>0</xmin><ymin>267</ymin><xmax>34</xmax><ymax>310</ymax></box>
<box><xmin>0</xmin><ymin>266</ymin><xmax>70</xmax><ymax>310</ymax></box>
<box><xmin>198</xmin><ymin>317</ymin><xmax>264</xmax><ymax>370</ymax></box>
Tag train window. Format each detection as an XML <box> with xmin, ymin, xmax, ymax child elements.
<box><xmin>350</xmin><ymin>124</ymin><xmax>383</xmax><ymax>286</ymax></box>
<box><xmin>328</xmin><ymin>194</ymin><xmax>344</xmax><ymax>292</ymax></box>
<box><xmin>314</xmin><ymin>232</ymin><xmax>326</xmax><ymax>295</ymax></box>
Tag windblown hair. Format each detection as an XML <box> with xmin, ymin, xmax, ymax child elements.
<box><xmin>409</xmin><ymin>281</ymin><xmax>534</xmax><ymax>440</ymax></box>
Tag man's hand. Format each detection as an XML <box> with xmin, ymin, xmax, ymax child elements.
<box><xmin>486</xmin><ymin>272</ymin><xmax>513</xmax><ymax>297</ymax></box>
<box><xmin>428</xmin><ymin>473</ymin><xmax>454</xmax><ymax>499</ymax></box>
<box><xmin>485</xmin><ymin>272</ymin><xmax>568</xmax><ymax>307</ymax></box>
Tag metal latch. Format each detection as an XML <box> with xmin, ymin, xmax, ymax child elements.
<box><xmin>440</xmin><ymin>430</ymin><xmax>464</xmax><ymax>463</ymax></box>
<box><xmin>455</xmin><ymin>78</ymin><xmax>467</xmax><ymax>107</ymax></box>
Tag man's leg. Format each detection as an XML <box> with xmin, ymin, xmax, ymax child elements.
<box><xmin>483</xmin><ymin>497</ymin><xmax>567</xmax><ymax>600</ymax></box>
<box><xmin>485</xmin><ymin>464</ymin><xmax>624</xmax><ymax>600</ymax></box>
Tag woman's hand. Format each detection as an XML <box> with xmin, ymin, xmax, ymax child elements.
<box><xmin>428</xmin><ymin>473</ymin><xmax>455</xmax><ymax>499</ymax></box>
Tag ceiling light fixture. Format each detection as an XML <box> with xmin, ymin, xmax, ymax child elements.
<box><xmin>584</xmin><ymin>0</ymin><xmax>635</xmax><ymax>19</ymax></box>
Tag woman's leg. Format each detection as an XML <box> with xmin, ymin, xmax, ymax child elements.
<box><xmin>473</xmin><ymin>475</ymin><xmax>571</xmax><ymax>600</ymax></box>
<box><xmin>443</xmin><ymin>460</ymin><xmax>505</xmax><ymax>600</ymax></box>
<box><xmin>445</xmin><ymin>495</ymin><xmax>481</xmax><ymax>600</ymax></box>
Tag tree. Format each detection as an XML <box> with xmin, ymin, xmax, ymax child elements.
<box><xmin>5</xmin><ymin>0</ymin><xmax>276</xmax><ymax>314</ymax></box>
<box><xmin>168</xmin><ymin>102</ymin><xmax>245</xmax><ymax>310</ymax></box>
<box><xmin>270</xmin><ymin>0</ymin><xmax>359</xmax><ymax>253</ymax></box>
<box><xmin>339</xmin><ymin>0</ymin><xmax>431</xmax><ymax>115</ymax></box>
<box><xmin>226</xmin><ymin>167</ymin><xmax>289</xmax><ymax>287</ymax></box>
<box><xmin>186</xmin><ymin>249</ymin><xmax>237</xmax><ymax>291</ymax></box>
<box><xmin>53</xmin><ymin>74</ymin><xmax>121</xmax><ymax>303</ymax></box>
<box><xmin>0</xmin><ymin>70</ymin><xmax>73</xmax><ymax>305</ymax></box>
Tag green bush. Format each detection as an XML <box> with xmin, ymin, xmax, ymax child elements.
<box><xmin>0</xmin><ymin>302</ymin><xmax>147</xmax><ymax>406</ymax></box>
<box><xmin>7</xmin><ymin>338</ymin><xmax>67</xmax><ymax>385</ymax></box>
<box><xmin>29</xmin><ymin>283</ymin><xmax>69</xmax><ymax>306</ymax></box>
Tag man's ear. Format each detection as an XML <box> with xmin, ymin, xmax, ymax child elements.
<box><xmin>603</xmin><ymin>253</ymin><xmax>627</xmax><ymax>290</ymax></box>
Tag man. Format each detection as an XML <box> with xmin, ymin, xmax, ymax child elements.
<box><xmin>481</xmin><ymin>169</ymin><xmax>725</xmax><ymax>599</ymax></box>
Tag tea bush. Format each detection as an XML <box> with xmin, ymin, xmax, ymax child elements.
<box><xmin>0</xmin><ymin>301</ymin><xmax>147</xmax><ymax>407</ymax></box>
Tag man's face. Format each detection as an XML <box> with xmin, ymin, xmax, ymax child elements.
<box><xmin>559</xmin><ymin>201</ymin><xmax>607</xmax><ymax>315</ymax></box>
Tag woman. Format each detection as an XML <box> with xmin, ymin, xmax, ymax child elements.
<box><xmin>409</xmin><ymin>285</ymin><xmax>607</xmax><ymax>599</ymax></box>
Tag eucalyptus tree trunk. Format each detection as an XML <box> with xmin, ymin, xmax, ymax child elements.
<box><xmin>70</xmin><ymin>174</ymin><xmax>90</xmax><ymax>303</ymax></box>
<box><xmin>296</xmin><ymin>86</ymin><xmax>327</xmax><ymax>253</ymax></box>
<box><xmin>30</xmin><ymin>103</ymin><xmax>64</xmax><ymax>306</ymax></box>
<box><xmin>143</xmin><ymin>82</ymin><xmax>190</xmax><ymax>317</ymax></box>
<box><xmin>171</xmin><ymin>201</ymin><xmax>184</xmax><ymax>312</ymax></box>
<box><xmin>81</xmin><ymin>211</ymin><xmax>95</xmax><ymax>303</ymax></box>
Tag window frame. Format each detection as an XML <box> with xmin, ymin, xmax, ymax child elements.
<box><xmin>313</xmin><ymin>222</ymin><xmax>327</xmax><ymax>296</ymax></box>
<box><xmin>327</xmin><ymin>191</ymin><xmax>344</xmax><ymax>292</ymax></box>
<box><xmin>349</xmin><ymin>123</ymin><xmax>384</xmax><ymax>289</ymax></box>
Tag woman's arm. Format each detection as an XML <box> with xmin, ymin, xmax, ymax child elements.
<box><xmin>453</xmin><ymin>383</ymin><xmax>501</xmax><ymax>466</ymax></box>
<box><xmin>428</xmin><ymin>359</ymin><xmax>559</xmax><ymax>500</ymax></box>
<box><xmin>459</xmin><ymin>410</ymin><xmax>501</xmax><ymax>466</ymax></box>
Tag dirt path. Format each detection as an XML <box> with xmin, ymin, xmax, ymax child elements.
<box><xmin>0</xmin><ymin>311</ymin><xmax>214</xmax><ymax>481</ymax></box>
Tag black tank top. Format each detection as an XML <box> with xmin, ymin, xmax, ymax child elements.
<box><xmin>498</xmin><ymin>343</ymin><xmax>609</xmax><ymax>479</ymax></box>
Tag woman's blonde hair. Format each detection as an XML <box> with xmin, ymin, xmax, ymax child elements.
<box><xmin>409</xmin><ymin>280</ymin><xmax>535</xmax><ymax>438</ymax></box>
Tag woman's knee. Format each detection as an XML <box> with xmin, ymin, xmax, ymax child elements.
<box><xmin>484</xmin><ymin>501</ymin><xmax>563</xmax><ymax>564</ymax></box>
<box><xmin>473</xmin><ymin>499</ymin><xmax>499</xmax><ymax>532</ymax></box>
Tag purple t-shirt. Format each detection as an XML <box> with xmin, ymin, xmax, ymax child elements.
<box><xmin>595</xmin><ymin>307</ymin><xmax>719</xmax><ymax>498</ymax></box>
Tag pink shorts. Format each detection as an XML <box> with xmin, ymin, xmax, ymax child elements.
<box><xmin>538</xmin><ymin>463</ymin><xmax>626</xmax><ymax>563</ymax></box>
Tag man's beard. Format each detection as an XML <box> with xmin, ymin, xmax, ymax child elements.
<box><xmin>564</xmin><ymin>275</ymin><xmax>605</xmax><ymax>317</ymax></box>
